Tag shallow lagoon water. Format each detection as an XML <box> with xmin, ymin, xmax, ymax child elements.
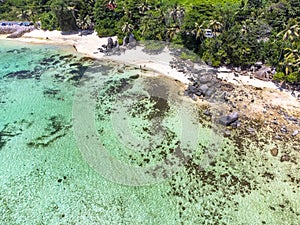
<box><xmin>0</xmin><ymin>40</ymin><xmax>299</xmax><ymax>224</ymax></box>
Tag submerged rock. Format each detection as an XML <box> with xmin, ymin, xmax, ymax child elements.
<box><xmin>129</xmin><ymin>74</ymin><xmax>139</xmax><ymax>80</ymax></box>
<box><xmin>4</xmin><ymin>70</ymin><xmax>38</xmax><ymax>79</ymax></box>
<box><xmin>270</xmin><ymin>148</ymin><xmax>278</xmax><ymax>157</ymax></box>
<box><xmin>199</xmin><ymin>84</ymin><xmax>209</xmax><ymax>94</ymax></box>
<box><xmin>280</xmin><ymin>154</ymin><xmax>290</xmax><ymax>162</ymax></box>
<box><xmin>218</xmin><ymin>112</ymin><xmax>239</xmax><ymax>126</ymax></box>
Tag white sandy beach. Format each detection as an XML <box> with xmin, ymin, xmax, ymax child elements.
<box><xmin>0</xmin><ymin>29</ymin><xmax>291</xmax><ymax>90</ymax></box>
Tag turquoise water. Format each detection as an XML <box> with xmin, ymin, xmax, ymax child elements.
<box><xmin>0</xmin><ymin>40</ymin><xmax>299</xmax><ymax>224</ymax></box>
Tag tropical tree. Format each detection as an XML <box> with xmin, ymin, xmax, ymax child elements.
<box><xmin>281</xmin><ymin>48</ymin><xmax>300</xmax><ymax>75</ymax></box>
<box><xmin>166</xmin><ymin>26</ymin><xmax>178</xmax><ymax>41</ymax></box>
<box><xmin>121</xmin><ymin>21</ymin><xmax>134</xmax><ymax>35</ymax></box>
<box><xmin>51</xmin><ymin>0</ymin><xmax>78</xmax><ymax>31</ymax></box>
<box><xmin>137</xmin><ymin>0</ymin><xmax>150</xmax><ymax>15</ymax></box>
<box><xmin>209</xmin><ymin>19</ymin><xmax>223</xmax><ymax>36</ymax></box>
<box><xmin>277</xmin><ymin>19</ymin><xmax>300</xmax><ymax>43</ymax></box>
<box><xmin>192</xmin><ymin>21</ymin><xmax>207</xmax><ymax>40</ymax></box>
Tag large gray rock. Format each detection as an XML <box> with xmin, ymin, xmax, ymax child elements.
<box><xmin>129</xmin><ymin>33</ymin><xmax>136</xmax><ymax>45</ymax></box>
<box><xmin>199</xmin><ymin>75</ymin><xmax>212</xmax><ymax>83</ymax></box>
<box><xmin>218</xmin><ymin>112</ymin><xmax>239</xmax><ymax>126</ymax></box>
<box><xmin>207</xmin><ymin>68</ymin><xmax>218</xmax><ymax>74</ymax></box>
<box><xmin>199</xmin><ymin>84</ymin><xmax>209</xmax><ymax>94</ymax></box>
<box><xmin>107</xmin><ymin>37</ymin><xmax>114</xmax><ymax>49</ymax></box>
<box><xmin>205</xmin><ymin>87</ymin><xmax>215</xmax><ymax>97</ymax></box>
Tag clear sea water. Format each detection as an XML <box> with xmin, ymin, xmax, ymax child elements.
<box><xmin>0</xmin><ymin>39</ymin><xmax>299</xmax><ymax>224</ymax></box>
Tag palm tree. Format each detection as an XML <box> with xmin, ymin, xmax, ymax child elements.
<box><xmin>209</xmin><ymin>19</ymin><xmax>223</xmax><ymax>36</ymax></box>
<box><xmin>166</xmin><ymin>26</ymin><xmax>178</xmax><ymax>41</ymax></box>
<box><xmin>192</xmin><ymin>22</ymin><xmax>206</xmax><ymax>40</ymax></box>
<box><xmin>140</xmin><ymin>17</ymin><xmax>150</xmax><ymax>37</ymax></box>
<box><xmin>138</xmin><ymin>1</ymin><xmax>150</xmax><ymax>15</ymax></box>
<box><xmin>277</xmin><ymin>19</ymin><xmax>300</xmax><ymax>43</ymax></box>
<box><xmin>174</xmin><ymin>6</ymin><xmax>185</xmax><ymax>26</ymax></box>
<box><xmin>168</xmin><ymin>5</ymin><xmax>185</xmax><ymax>26</ymax></box>
<box><xmin>17</xmin><ymin>9</ymin><xmax>32</xmax><ymax>21</ymax></box>
<box><xmin>77</xmin><ymin>15</ymin><xmax>93</xmax><ymax>30</ymax></box>
<box><xmin>282</xmin><ymin>48</ymin><xmax>300</xmax><ymax>75</ymax></box>
<box><xmin>123</xmin><ymin>7</ymin><xmax>133</xmax><ymax>19</ymax></box>
<box><xmin>121</xmin><ymin>22</ymin><xmax>134</xmax><ymax>35</ymax></box>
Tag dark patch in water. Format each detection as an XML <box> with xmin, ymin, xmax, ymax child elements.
<box><xmin>27</xmin><ymin>115</ymin><xmax>71</xmax><ymax>148</ymax></box>
<box><xmin>0</xmin><ymin>120</ymin><xmax>33</xmax><ymax>149</ymax></box>
<box><xmin>128</xmin><ymin>96</ymin><xmax>170</xmax><ymax>121</ymax></box>
<box><xmin>4</xmin><ymin>70</ymin><xmax>40</xmax><ymax>80</ymax></box>
<box><xmin>59</xmin><ymin>54</ymin><xmax>74</xmax><ymax>61</ymax></box>
<box><xmin>149</xmin><ymin>96</ymin><xmax>169</xmax><ymax>119</ymax></box>
<box><xmin>43</xmin><ymin>88</ymin><xmax>61</xmax><ymax>98</ymax></box>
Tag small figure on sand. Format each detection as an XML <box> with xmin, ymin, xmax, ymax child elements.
<box><xmin>73</xmin><ymin>44</ymin><xmax>77</xmax><ymax>52</ymax></box>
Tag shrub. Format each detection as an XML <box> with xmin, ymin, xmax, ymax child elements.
<box><xmin>40</xmin><ymin>12</ymin><xmax>58</xmax><ymax>31</ymax></box>
<box><xmin>286</xmin><ymin>72</ymin><xmax>300</xmax><ymax>83</ymax></box>
<box><xmin>273</xmin><ymin>72</ymin><xmax>285</xmax><ymax>81</ymax></box>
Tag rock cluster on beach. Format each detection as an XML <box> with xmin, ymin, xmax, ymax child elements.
<box><xmin>164</xmin><ymin>49</ymin><xmax>300</xmax><ymax>151</ymax></box>
<box><xmin>0</xmin><ymin>24</ymin><xmax>34</xmax><ymax>38</ymax></box>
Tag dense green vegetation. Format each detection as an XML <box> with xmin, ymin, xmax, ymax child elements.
<box><xmin>0</xmin><ymin>0</ymin><xmax>299</xmax><ymax>82</ymax></box>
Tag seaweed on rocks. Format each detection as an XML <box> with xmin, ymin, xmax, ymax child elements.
<box><xmin>43</xmin><ymin>88</ymin><xmax>61</xmax><ymax>98</ymax></box>
<box><xmin>27</xmin><ymin>115</ymin><xmax>72</xmax><ymax>148</ymax></box>
<box><xmin>0</xmin><ymin>120</ymin><xmax>33</xmax><ymax>150</ymax></box>
<box><xmin>95</xmin><ymin>77</ymin><xmax>133</xmax><ymax>120</ymax></box>
<box><xmin>78</xmin><ymin>56</ymin><xmax>94</xmax><ymax>63</ymax></box>
<box><xmin>4</xmin><ymin>70</ymin><xmax>40</xmax><ymax>80</ymax></box>
<box><xmin>128</xmin><ymin>96</ymin><xmax>170</xmax><ymax>121</ymax></box>
<box><xmin>59</xmin><ymin>54</ymin><xmax>75</xmax><ymax>61</ymax></box>
<box><xmin>67</xmin><ymin>65</ymin><xmax>88</xmax><ymax>81</ymax></box>
<box><xmin>165</xmin><ymin>138</ymin><xmax>260</xmax><ymax>223</ymax></box>
<box><xmin>6</xmin><ymin>47</ymin><xmax>30</xmax><ymax>54</ymax></box>
<box><xmin>0</xmin><ymin>134</ymin><xmax>6</xmax><ymax>149</ymax></box>
<box><xmin>105</xmin><ymin>78</ymin><xmax>131</xmax><ymax>96</ymax></box>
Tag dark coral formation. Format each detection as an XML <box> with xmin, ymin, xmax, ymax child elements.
<box><xmin>0</xmin><ymin>120</ymin><xmax>33</xmax><ymax>150</ymax></box>
<box><xmin>27</xmin><ymin>115</ymin><xmax>71</xmax><ymax>148</ymax></box>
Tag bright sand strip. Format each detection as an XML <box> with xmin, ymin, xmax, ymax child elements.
<box><xmin>0</xmin><ymin>29</ymin><xmax>289</xmax><ymax>89</ymax></box>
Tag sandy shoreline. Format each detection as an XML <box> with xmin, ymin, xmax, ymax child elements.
<box><xmin>0</xmin><ymin>29</ymin><xmax>282</xmax><ymax>88</ymax></box>
<box><xmin>1</xmin><ymin>29</ymin><xmax>299</xmax><ymax>109</ymax></box>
